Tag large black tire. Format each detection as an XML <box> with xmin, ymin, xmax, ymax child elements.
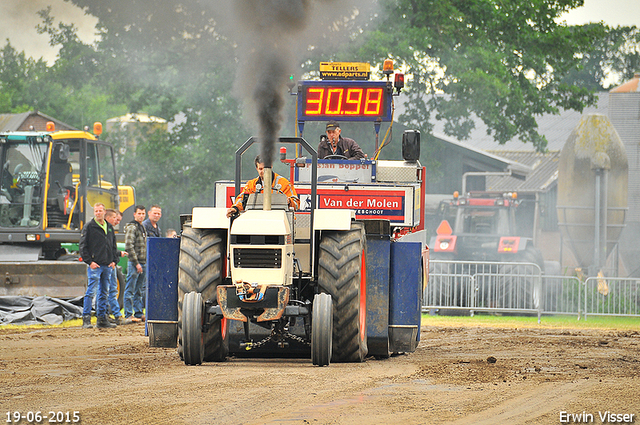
<box><xmin>318</xmin><ymin>222</ymin><xmax>368</xmax><ymax>362</ymax></box>
<box><xmin>311</xmin><ymin>293</ymin><xmax>333</xmax><ymax>367</ymax></box>
<box><xmin>182</xmin><ymin>291</ymin><xmax>204</xmax><ymax>365</ymax></box>
<box><xmin>177</xmin><ymin>225</ymin><xmax>228</xmax><ymax>362</ymax></box>
<box><xmin>497</xmin><ymin>246</ymin><xmax>545</xmax><ymax>310</ymax></box>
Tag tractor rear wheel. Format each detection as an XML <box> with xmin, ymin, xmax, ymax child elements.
<box><xmin>498</xmin><ymin>246</ymin><xmax>545</xmax><ymax>310</ymax></box>
<box><xmin>318</xmin><ymin>222</ymin><xmax>368</xmax><ymax>362</ymax></box>
<box><xmin>182</xmin><ymin>291</ymin><xmax>204</xmax><ymax>365</ymax></box>
<box><xmin>178</xmin><ymin>224</ymin><xmax>228</xmax><ymax>362</ymax></box>
<box><xmin>311</xmin><ymin>293</ymin><xmax>333</xmax><ymax>367</ymax></box>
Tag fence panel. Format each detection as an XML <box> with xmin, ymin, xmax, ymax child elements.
<box><xmin>426</xmin><ymin>260</ymin><xmax>542</xmax><ymax>316</ymax></box>
<box><xmin>583</xmin><ymin>277</ymin><xmax>640</xmax><ymax>318</ymax></box>
<box><xmin>541</xmin><ymin>275</ymin><xmax>582</xmax><ymax>315</ymax></box>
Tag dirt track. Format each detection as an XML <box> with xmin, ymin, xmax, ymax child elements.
<box><xmin>1</xmin><ymin>321</ymin><xmax>639</xmax><ymax>425</ymax></box>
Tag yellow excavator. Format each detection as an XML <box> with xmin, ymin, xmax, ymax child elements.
<box><xmin>0</xmin><ymin>122</ymin><xmax>135</xmax><ymax>297</ymax></box>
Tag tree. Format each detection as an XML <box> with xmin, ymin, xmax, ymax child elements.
<box><xmin>349</xmin><ymin>0</ymin><xmax>607</xmax><ymax>152</ymax></box>
<box><xmin>0</xmin><ymin>42</ymin><xmax>49</xmax><ymax>113</ymax></box>
<box><xmin>562</xmin><ymin>25</ymin><xmax>640</xmax><ymax>90</ymax></box>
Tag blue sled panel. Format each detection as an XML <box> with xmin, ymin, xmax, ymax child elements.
<box><xmin>146</xmin><ymin>237</ymin><xmax>180</xmax><ymax>347</ymax></box>
<box><xmin>365</xmin><ymin>235</ymin><xmax>390</xmax><ymax>357</ymax></box>
<box><xmin>389</xmin><ymin>241</ymin><xmax>422</xmax><ymax>353</ymax></box>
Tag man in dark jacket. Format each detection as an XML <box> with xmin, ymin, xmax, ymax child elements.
<box><xmin>142</xmin><ymin>204</ymin><xmax>162</xmax><ymax>238</ymax></box>
<box><xmin>79</xmin><ymin>202</ymin><xmax>119</xmax><ymax>329</ymax></box>
<box><xmin>317</xmin><ymin>120</ymin><xmax>365</xmax><ymax>160</ymax></box>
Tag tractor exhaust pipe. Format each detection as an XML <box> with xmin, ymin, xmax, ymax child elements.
<box><xmin>263</xmin><ymin>167</ymin><xmax>272</xmax><ymax>211</ymax></box>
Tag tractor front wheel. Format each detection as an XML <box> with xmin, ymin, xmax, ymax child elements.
<box><xmin>311</xmin><ymin>293</ymin><xmax>333</xmax><ymax>367</ymax></box>
<box><xmin>177</xmin><ymin>225</ymin><xmax>228</xmax><ymax>362</ymax></box>
<box><xmin>182</xmin><ymin>291</ymin><xmax>204</xmax><ymax>365</ymax></box>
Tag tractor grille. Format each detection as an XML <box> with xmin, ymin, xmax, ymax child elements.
<box><xmin>233</xmin><ymin>248</ymin><xmax>282</xmax><ymax>268</ymax></box>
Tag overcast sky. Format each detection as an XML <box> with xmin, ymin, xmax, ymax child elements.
<box><xmin>0</xmin><ymin>0</ymin><xmax>638</xmax><ymax>64</ymax></box>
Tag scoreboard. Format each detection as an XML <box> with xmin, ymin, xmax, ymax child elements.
<box><xmin>296</xmin><ymin>80</ymin><xmax>393</xmax><ymax>122</ymax></box>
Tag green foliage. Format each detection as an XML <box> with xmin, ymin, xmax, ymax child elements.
<box><xmin>0</xmin><ymin>0</ymin><xmax>638</xmax><ymax>229</ymax></box>
<box><xmin>353</xmin><ymin>0</ymin><xmax>607</xmax><ymax>152</ymax></box>
<box><xmin>562</xmin><ymin>25</ymin><xmax>640</xmax><ymax>90</ymax></box>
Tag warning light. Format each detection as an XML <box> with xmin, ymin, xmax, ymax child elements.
<box><xmin>287</xmin><ymin>74</ymin><xmax>295</xmax><ymax>91</ymax></box>
<box><xmin>394</xmin><ymin>73</ymin><xmax>404</xmax><ymax>93</ymax></box>
<box><xmin>383</xmin><ymin>59</ymin><xmax>394</xmax><ymax>76</ymax></box>
<box><xmin>46</xmin><ymin>122</ymin><xmax>55</xmax><ymax>132</ymax></box>
<box><xmin>280</xmin><ymin>146</ymin><xmax>287</xmax><ymax>161</ymax></box>
<box><xmin>93</xmin><ymin>122</ymin><xmax>103</xmax><ymax>136</ymax></box>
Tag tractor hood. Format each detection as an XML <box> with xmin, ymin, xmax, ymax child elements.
<box><xmin>231</xmin><ymin>210</ymin><xmax>291</xmax><ymax>236</ymax></box>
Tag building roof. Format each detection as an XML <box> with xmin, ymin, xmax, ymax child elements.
<box><xmin>396</xmin><ymin>91</ymin><xmax>610</xmax><ymax>193</ymax></box>
<box><xmin>431</xmin><ymin>131</ymin><xmax>532</xmax><ymax>178</ymax></box>
<box><xmin>396</xmin><ymin>92</ymin><xmax>609</xmax><ymax>152</ymax></box>
<box><xmin>610</xmin><ymin>73</ymin><xmax>640</xmax><ymax>93</ymax></box>
<box><xmin>0</xmin><ymin>112</ymin><xmax>32</xmax><ymax>132</ymax></box>
<box><xmin>485</xmin><ymin>150</ymin><xmax>560</xmax><ymax>193</ymax></box>
<box><xmin>0</xmin><ymin>111</ymin><xmax>77</xmax><ymax>132</ymax></box>
<box><xmin>431</xmin><ymin>92</ymin><xmax>609</xmax><ymax>152</ymax></box>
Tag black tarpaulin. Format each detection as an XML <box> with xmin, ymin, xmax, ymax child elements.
<box><xmin>0</xmin><ymin>296</ymin><xmax>83</xmax><ymax>325</ymax></box>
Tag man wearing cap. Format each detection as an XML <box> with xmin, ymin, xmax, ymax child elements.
<box><xmin>318</xmin><ymin>120</ymin><xmax>365</xmax><ymax>160</ymax></box>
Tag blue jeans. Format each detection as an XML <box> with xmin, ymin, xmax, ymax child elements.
<box><xmin>108</xmin><ymin>267</ymin><xmax>122</xmax><ymax>318</ymax></box>
<box><xmin>124</xmin><ymin>261</ymin><xmax>146</xmax><ymax>318</ymax></box>
<box><xmin>83</xmin><ymin>265</ymin><xmax>112</xmax><ymax>317</ymax></box>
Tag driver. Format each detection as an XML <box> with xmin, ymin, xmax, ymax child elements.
<box><xmin>226</xmin><ymin>155</ymin><xmax>300</xmax><ymax>218</ymax></box>
<box><xmin>318</xmin><ymin>120</ymin><xmax>365</xmax><ymax>160</ymax></box>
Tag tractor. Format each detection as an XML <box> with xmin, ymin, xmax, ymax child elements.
<box><xmin>429</xmin><ymin>190</ymin><xmax>545</xmax><ymax>310</ymax></box>
<box><xmin>147</xmin><ymin>61</ymin><xmax>426</xmax><ymax>366</ymax></box>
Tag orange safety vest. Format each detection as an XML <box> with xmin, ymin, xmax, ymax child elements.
<box><xmin>232</xmin><ymin>171</ymin><xmax>300</xmax><ymax>212</ymax></box>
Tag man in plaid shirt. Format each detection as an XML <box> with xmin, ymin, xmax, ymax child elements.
<box><xmin>123</xmin><ymin>205</ymin><xmax>147</xmax><ymax>323</ymax></box>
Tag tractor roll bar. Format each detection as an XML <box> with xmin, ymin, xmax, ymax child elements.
<box><xmin>234</xmin><ymin>137</ymin><xmax>318</xmax><ymax>275</ymax></box>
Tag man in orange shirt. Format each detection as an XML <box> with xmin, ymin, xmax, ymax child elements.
<box><xmin>226</xmin><ymin>155</ymin><xmax>299</xmax><ymax>218</ymax></box>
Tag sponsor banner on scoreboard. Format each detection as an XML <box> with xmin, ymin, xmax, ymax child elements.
<box><xmin>214</xmin><ymin>181</ymin><xmax>419</xmax><ymax>227</ymax></box>
<box><xmin>296</xmin><ymin>187</ymin><xmax>406</xmax><ymax>222</ymax></box>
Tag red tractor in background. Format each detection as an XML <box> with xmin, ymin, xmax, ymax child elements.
<box><xmin>428</xmin><ymin>190</ymin><xmax>545</xmax><ymax>311</ymax></box>
<box><xmin>431</xmin><ymin>190</ymin><xmax>544</xmax><ymax>267</ymax></box>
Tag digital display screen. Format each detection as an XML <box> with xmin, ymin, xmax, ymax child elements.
<box><xmin>297</xmin><ymin>81</ymin><xmax>392</xmax><ymax>122</ymax></box>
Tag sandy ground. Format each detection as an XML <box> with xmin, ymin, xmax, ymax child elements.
<box><xmin>1</xmin><ymin>321</ymin><xmax>639</xmax><ymax>425</ymax></box>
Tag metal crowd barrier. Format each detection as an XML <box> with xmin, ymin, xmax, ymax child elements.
<box><xmin>425</xmin><ymin>261</ymin><xmax>640</xmax><ymax>320</ymax></box>
<box><xmin>583</xmin><ymin>276</ymin><xmax>640</xmax><ymax>319</ymax></box>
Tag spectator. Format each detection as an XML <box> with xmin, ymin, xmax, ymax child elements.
<box><xmin>105</xmin><ymin>209</ymin><xmax>127</xmax><ymax>325</ymax></box>
<box><xmin>143</xmin><ymin>205</ymin><xmax>162</xmax><ymax>238</ymax></box>
<box><xmin>124</xmin><ymin>205</ymin><xmax>147</xmax><ymax>324</ymax></box>
<box><xmin>79</xmin><ymin>202</ymin><xmax>118</xmax><ymax>329</ymax></box>
<box><xmin>317</xmin><ymin>120</ymin><xmax>365</xmax><ymax>160</ymax></box>
<box><xmin>165</xmin><ymin>228</ymin><xmax>178</xmax><ymax>238</ymax></box>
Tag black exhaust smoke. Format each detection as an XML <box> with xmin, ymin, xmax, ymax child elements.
<box><xmin>233</xmin><ymin>0</ymin><xmax>310</xmax><ymax>168</ymax></box>
<box><xmin>228</xmin><ymin>0</ymin><xmax>375</xmax><ymax>168</ymax></box>
<box><xmin>254</xmin><ymin>56</ymin><xmax>288</xmax><ymax>168</ymax></box>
